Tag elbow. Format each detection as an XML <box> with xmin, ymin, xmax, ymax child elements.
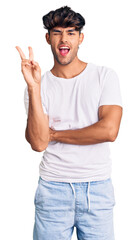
<box><xmin>31</xmin><ymin>143</ymin><xmax>48</xmax><ymax>152</ymax></box>
<box><xmin>31</xmin><ymin>145</ymin><xmax>48</xmax><ymax>152</ymax></box>
<box><xmin>31</xmin><ymin>146</ymin><xmax>42</xmax><ymax>152</ymax></box>
<box><xmin>108</xmin><ymin>128</ymin><xmax>118</xmax><ymax>142</ymax></box>
<box><xmin>25</xmin><ymin>128</ymin><xmax>49</xmax><ymax>151</ymax></box>
<box><xmin>25</xmin><ymin>130</ymin><xmax>49</xmax><ymax>151</ymax></box>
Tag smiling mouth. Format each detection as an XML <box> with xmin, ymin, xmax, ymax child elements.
<box><xmin>59</xmin><ymin>47</ymin><xmax>70</xmax><ymax>56</ymax></box>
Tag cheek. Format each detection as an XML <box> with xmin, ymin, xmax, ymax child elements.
<box><xmin>50</xmin><ymin>39</ymin><xmax>57</xmax><ymax>48</ymax></box>
<box><xmin>72</xmin><ymin>44</ymin><xmax>79</xmax><ymax>52</ymax></box>
<box><xmin>71</xmin><ymin>39</ymin><xmax>80</xmax><ymax>49</ymax></box>
<box><xmin>51</xmin><ymin>44</ymin><xmax>58</xmax><ymax>54</ymax></box>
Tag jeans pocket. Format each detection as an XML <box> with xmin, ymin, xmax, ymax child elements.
<box><xmin>90</xmin><ymin>178</ymin><xmax>116</xmax><ymax>210</ymax></box>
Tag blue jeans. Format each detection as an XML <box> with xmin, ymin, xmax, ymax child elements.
<box><xmin>33</xmin><ymin>176</ymin><xmax>115</xmax><ymax>240</ymax></box>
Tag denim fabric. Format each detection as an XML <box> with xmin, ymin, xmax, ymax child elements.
<box><xmin>33</xmin><ymin>177</ymin><xmax>115</xmax><ymax>240</ymax></box>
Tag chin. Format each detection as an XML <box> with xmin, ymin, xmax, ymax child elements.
<box><xmin>56</xmin><ymin>58</ymin><xmax>73</xmax><ymax>66</ymax></box>
<box><xmin>53</xmin><ymin>50</ymin><xmax>77</xmax><ymax>65</ymax></box>
<box><xmin>59</xmin><ymin>61</ymin><xmax>72</xmax><ymax>66</ymax></box>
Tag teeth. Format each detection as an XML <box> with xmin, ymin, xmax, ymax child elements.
<box><xmin>59</xmin><ymin>47</ymin><xmax>69</xmax><ymax>50</ymax></box>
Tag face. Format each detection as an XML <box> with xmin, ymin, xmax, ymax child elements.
<box><xmin>45</xmin><ymin>26</ymin><xmax>84</xmax><ymax>65</ymax></box>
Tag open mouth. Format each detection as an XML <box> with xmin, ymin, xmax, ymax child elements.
<box><xmin>59</xmin><ymin>47</ymin><xmax>70</xmax><ymax>56</ymax></box>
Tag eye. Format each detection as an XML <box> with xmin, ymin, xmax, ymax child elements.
<box><xmin>68</xmin><ymin>33</ymin><xmax>74</xmax><ymax>35</ymax></box>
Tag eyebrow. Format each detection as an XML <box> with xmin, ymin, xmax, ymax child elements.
<box><xmin>52</xmin><ymin>29</ymin><xmax>76</xmax><ymax>33</ymax></box>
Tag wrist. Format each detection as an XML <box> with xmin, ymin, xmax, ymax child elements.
<box><xmin>51</xmin><ymin>129</ymin><xmax>67</xmax><ymax>142</ymax></box>
<box><xmin>49</xmin><ymin>128</ymin><xmax>58</xmax><ymax>142</ymax></box>
<box><xmin>27</xmin><ymin>84</ymin><xmax>41</xmax><ymax>95</ymax></box>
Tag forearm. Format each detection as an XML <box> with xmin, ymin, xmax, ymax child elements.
<box><xmin>26</xmin><ymin>85</ymin><xmax>49</xmax><ymax>151</ymax></box>
<box><xmin>50</xmin><ymin>119</ymin><xmax>115</xmax><ymax>145</ymax></box>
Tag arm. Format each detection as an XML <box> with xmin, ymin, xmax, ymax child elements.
<box><xmin>49</xmin><ymin>105</ymin><xmax>123</xmax><ymax>145</ymax></box>
<box><xmin>25</xmin><ymin>86</ymin><xmax>49</xmax><ymax>152</ymax></box>
<box><xmin>16</xmin><ymin>46</ymin><xmax>49</xmax><ymax>151</ymax></box>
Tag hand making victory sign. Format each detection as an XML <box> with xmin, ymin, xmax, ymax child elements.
<box><xmin>16</xmin><ymin>45</ymin><xmax>56</xmax><ymax>143</ymax></box>
<box><xmin>15</xmin><ymin>46</ymin><xmax>41</xmax><ymax>88</ymax></box>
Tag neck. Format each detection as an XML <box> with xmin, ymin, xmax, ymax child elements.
<box><xmin>50</xmin><ymin>56</ymin><xmax>87</xmax><ymax>79</ymax></box>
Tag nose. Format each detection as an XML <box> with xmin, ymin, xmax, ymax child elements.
<box><xmin>60</xmin><ymin>31</ymin><xmax>67</xmax><ymax>42</ymax></box>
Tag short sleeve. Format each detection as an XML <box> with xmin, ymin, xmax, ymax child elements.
<box><xmin>98</xmin><ymin>69</ymin><xmax>123</xmax><ymax>108</ymax></box>
<box><xmin>24</xmin><ymin>85</ymin><xmax>48</xmax><ymax>116</ymax></box>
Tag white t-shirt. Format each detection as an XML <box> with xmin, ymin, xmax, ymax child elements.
<box><xmin>24</xmin><ymin>62</ymin><xmax>123</xmax><ymax>182</ymax></box>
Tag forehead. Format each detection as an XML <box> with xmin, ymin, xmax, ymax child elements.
<box><xmin>51</xmin><ymin>26</ymin><xmax>76</xmax><ymax>32</ymax></box>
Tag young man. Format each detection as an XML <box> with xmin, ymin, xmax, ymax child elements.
<box><xmin>16</xmin><ymin>5</ymin><xmax>123</xmax><ymax>240</ymax></box>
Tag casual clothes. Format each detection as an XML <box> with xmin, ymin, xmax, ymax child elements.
<box><xmin>24</xmin><ymin>62</ymin><xmax>122</xmax><ymax>240</ymax></box>
<box><xmin>24</xmin><ymin>62</ymin><xmax>123</xmax><ymax>182</ymax></box>
<box><xmin>33</xmin><ymin>176</ymin><xmax>115</xmax><ymax>240</ymax></box>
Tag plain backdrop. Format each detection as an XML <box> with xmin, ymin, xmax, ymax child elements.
<box><xmin>1</xmin><ymin>0</ymin><xmax>139</xmax><ymax>239</ymax></box>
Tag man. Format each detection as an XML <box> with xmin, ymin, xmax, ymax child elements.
<box><xmin>16</xmin><ymin>5</ymin><xmax>123</xmax><ymax>240</ymax></box>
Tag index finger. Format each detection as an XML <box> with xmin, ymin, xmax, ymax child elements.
<box><xmin>28</xmin><ymin>46</ymin><xmax>34</xmax><ymax>61</ymax></box>
<box><xmin>15</xmin><ymin>46</ymin><xmax>26</xmax><ymax>60</ymax></box>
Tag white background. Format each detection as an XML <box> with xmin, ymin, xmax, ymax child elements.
<box><xmin>1</xmin><ymin>0</ymin><xmax>139</xmax><ymax>239</ymax></box>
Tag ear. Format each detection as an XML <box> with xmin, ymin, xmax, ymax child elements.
<box><xmin>79</xmin><ymin>32</ymin><xmax>84</xmax><ymax>45</ymax></box>
<box><xmin>45</xmin><ymin>33</ymin><xmax>51</xmax><ymax>45</ymax></box>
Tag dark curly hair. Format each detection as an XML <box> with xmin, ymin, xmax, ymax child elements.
<box><xmin>42</xmin><ymin>6</ymin><xmax>85</xmax><ymax>35</ymax></box>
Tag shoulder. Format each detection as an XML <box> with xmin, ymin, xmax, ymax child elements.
<box><xmin>88</xmin><ymin>62</ymin><xmax>117</xmax><ymax>78</ymax></box>
<box><xmin>95</xmin><ymin>64</ymin><xmax>119</xmax><ymax>89</ymax></box>
<box><xmin>97</xmin><ymin>64</ymin><xmax>117</xmax><ymax>79</ymax></box>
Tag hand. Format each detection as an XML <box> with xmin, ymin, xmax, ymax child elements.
<box><xmin>15</xmin><ymin>46</ymin><xmax>41</xmax><ymax>88</ymax></box>
<box><xmin>48</xmin><ymin>127</ymin><xmax>56</xmax><ymax>143</ymax></box>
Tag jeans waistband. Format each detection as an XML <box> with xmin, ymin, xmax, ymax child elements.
<box><xmin>39</xmin><ymin>177</ymin><xmax>111</xmax><ymax>212</ymax></box>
